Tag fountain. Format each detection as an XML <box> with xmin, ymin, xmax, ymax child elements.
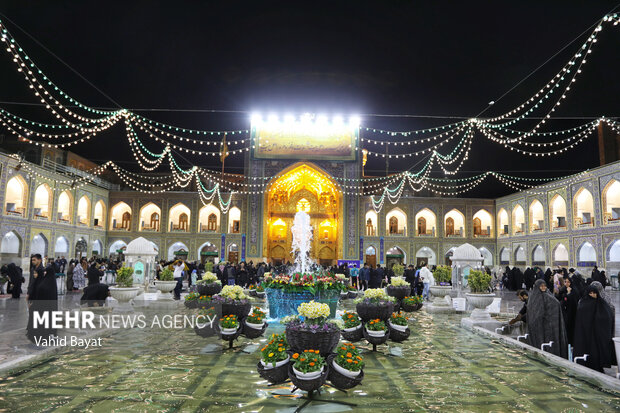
<box><xmin>264</xmin><ymin>211</ymin><xmax>342</xmax><ymax>318</ymax></box>
<box><xmin>290</xmin><ymin>211</ymin><xmax>313</xmax><ymax>275</ymax></box>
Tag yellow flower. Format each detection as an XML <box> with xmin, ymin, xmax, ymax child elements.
<box><xmin>268</xmin><ymin>352</ymin><xmax>274</xmax><ymax>357</ymax></box>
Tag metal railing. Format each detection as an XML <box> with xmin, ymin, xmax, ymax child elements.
<box><xmin>42</xmin><ymin>158</ymin><xmax>119</xmax><ymax>190</ymax></box>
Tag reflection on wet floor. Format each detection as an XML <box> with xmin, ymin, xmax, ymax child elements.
<box><xmin>0</xmin><ymin>301</ymin><xmax>618</xmax><ymax>412</ymax></box>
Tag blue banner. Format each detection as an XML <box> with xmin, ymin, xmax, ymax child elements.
<box><xmin>241</xmin><ymin>234</ymin><xmax>246</xmax><ymax>262</ymax></box>
<box><xmin>379</xmin><ymin>236</ymin><xmax>384</xmax><ymax>264</ymax></box>
<box><xmin>359</xmin><ymin>236</ymin><xmax>364</xmax><ymax>261</ymax></box>
<box><xmin>220</xmin><ymin>234</ymin><xmax>226</xmax><ymax>261</ymax></box>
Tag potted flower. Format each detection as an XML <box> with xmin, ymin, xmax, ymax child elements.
<box><xmin>292</xmin><ymin>349</ymin><xmax>326</xmax><ymax>380</ymax></box>
<box><xmin>247</xmin><ymin>284</ymin><xmax>257</xmax><ymax>297</ymax></box>
<box><xmin>332</xmin><ymin>343</ymin><xmax>364</xmax><ymax>378</ymax></box>
<box><xmin>260</xmin><ymin>333</ymin><xmax>289</xmax><ymax>369</ymax></box>
<box><xmin>465</xmin><ymin>270</ymin><xmax>495</xmax><ymax>316</ymax></box>
<box><xmin>365</xmin><ymin>319</ymin><xmax>387</xmax><ymax>337</ymax></box>
<box><xmin>347</xmin><ymin>285</ymin><xmax>358</xmax><ymax>299</ymax></box>
<box><xmin>220</xmin><ymin>314</ymin><xmax>240</xmax><ymax>335</ymax></box>
<box><xmin>401</xmin><ymin>295</ymin><xmax>423</xmax><ymax>312</ymax></box>
<box><xmin>194</xmin><ymin>306</ymin><xmax>218</xmax><ymax>337</ymax></box>
<box><xmin>245</xmin><ymin>307</ymin><xmax>266</xmax><ymax>330</ymax></box>
<box><xmin>388</xmin><ymin>312</ymin><xmax>408</xmax><ymax>332</ymax></box>
<box><xmin>354</xmin><ymin>288</ymin><xmax>395</xmax><ymax>322</ymax></box>
<box><xmin>429</xmin><ymin>265</ymin><xmax>453</xmax><ymax>300</ymax></box>
<box><xmin>154</xmin><ymin>267</ymin><xmax>178</xmax><ymax>299</ymax></box>
<box><xmin>386</xmin><ymin>276</ymin><xmax>411</xmax><ymax>301</ymax></box>
<box><xmin>197</xmin><ymin>272</ymin><xmax>222</xmax><ymax>296</ymax></box>
<box><xmin>213</xmin><ymin>285</ymin><xmax>251</xmax><ymax>320</ymax></box>
<box><xmin>109</xmin><ymin>265</ymin><xmax>141</xmax><ymax>306</ymax></box>
<box><xmin>340</xmin><ymin>311</ymin><xmax>362</xmax><ymax>341</ymax></box>
<box><xmin>255</xmin><ymin>284</ymin><xmax>265</xmax><ymax>298</ymax></box>
<box><xmin>283</xmin><ymin>301</ymin><xmax>341</xmax><ymax>355</ymax></box>
<box><xmin>184</xmin><ymin>291</ymin><xmax>200</xmax><ymax>308</ymax></box>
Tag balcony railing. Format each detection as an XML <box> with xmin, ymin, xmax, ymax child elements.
<box><xmin>387</xmin><ymin>228</ymin><xmax>406</xmax><ymax>236</ymax></box>
<box><xmin>200</xmin><ymin>224</ymin><xmax>220</xmax><ymax>233</ymax></box>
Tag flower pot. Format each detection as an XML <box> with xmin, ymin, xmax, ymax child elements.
<box><xmin>293</xmin><ymin>366</ymin><xmax>323</xmax><ymax>380</ymax></box>
<box><xmin>356</xmin><ymin>301</ymin><xmax>394</xmax><ymax>322</ymax></box>
<box><xmin>388</xmin><ymin>321</ymin><xmax>408</xmax><ymax>332</ymax></box>
<box><xmin>154</xmin><ymin>280</ymin><xmax>177</xmax><ymax>300</ymax></box>
<box><xmin>343</xmin><ymin>324</ymin><xmax>362</xmax><ymax>333</ymax></box>
<box><xmin>260</xmin><ymin>355</ymin><xmax>289</xmax><ymax>370</ymax></box>
<box><xmin>245</xmin><ymin>320</ymin><xmax>265</xmax><ymax>330</ymax></box>
<box><xmin>386</xmin><ymin>285</ymin><xmax>411</xmax><ymax>301</ymax></box>
<box><xmin>109</xmin><ymin>286</ymin><xmax>140</xmax><ymax>303</ymax></box>
<box><xmin>221</xmin><ymin>302</ymin><xmax>251</xmax><ymax>320</ymax></box>
<box><xmin>340</xmin><ymin>292</ymin><xmax>348</xmax><ymax>299</ymax></box>
<box><xmin>197</xmin><ymin>283</ymin><xmax>222</xmax><ymax>297</ymax></box>
<box><xmin>429</xmin><ymin>285</ymin><xmax>452</xmax><ymax>299</ymax></box>
<box><xmin>331</xmin><ymin>360</ymin><xmax>361</xmax><ymax>378</ymax></box>
<box><xmin>347</xmin><ymin>291</ymin><xmax>358</xmax><ymax>299</ymax></box>
<box><xmin>220</xmin><ymin>326</ymin><xmax>239</xmax><ymax>335</ymax></box>
<box><xmin>465</xmin><ymin>293</ymin><xmax>495</xmax><ymax>309</ymax></box>
<box><xmin>256</xmin><ymin>291</ymin><xmax>265</xmax><ymax>298</ymax></box>
<box><xmin>285</xmin><ymin>327</ymin><xmax>340</xmax><ymax>356</ymax></box>
<box><xmin>366</xmin><ymin>328</ymin><xmax>386</xmax><ymax>337</ymax></box>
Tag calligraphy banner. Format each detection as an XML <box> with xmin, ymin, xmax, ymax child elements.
<box><xmin>379</xmin><ymin>237</ymin><xmax>384</xmax><ymax>264</ymax></box>
<box><xmin>220</xmin><ymin>234</ymin><xmax>226</xmax><ymax>261</ymax></box>
<box><xmin>241</xmin><ymin>233</ymin><xmax>246</xmax><ymax>262</ymax></box>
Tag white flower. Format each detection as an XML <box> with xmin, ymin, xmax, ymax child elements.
<box><xmin>220</xmin><ymin>285</ymin><xmax>248</xmax><ymax>300</ymax></box>
<box><xmin>335</xmin><ymin>273</ymin><xmax>346</xmax><ymax>280</ymax></box>
<box><xmin>201</xmin><ymin>272</ymin><xmax>218</xmax><ymax>283</ymax></box>
<box><xmin>297</xmin><ymin>300</ymin><xmax>331</xmax><ymax>319</ymax></box>
<box><xmin>390</xmin><ymin>276</ymin><xmax>408</xmax><ymax>287</ymax></box>
<box><xmin>363</xmin><ymin>288</ymin><xmax>387</xmax><ymax>300</ymax></box>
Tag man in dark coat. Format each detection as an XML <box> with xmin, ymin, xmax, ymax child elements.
<box><xmin>26</xmin><ymin>254</ymin><xmax>58</xmax><ymax>343</ymax></box>
<box><xmin>526</xmin><ymin>279</ymin><xmax>568</xmax><ymax>358</ymax></box>
<box><xmin>523</xmin><ymin>267</ymin><xmax>535</xmax><ymax>291</ymax></box>
<box><xmin>7</xmin><ymin>263</ymin><xmax>24</xmax><ymax>298</ymax></box>
<box><xmin>81</xmin><ymin>271</ymin><xmax>110</xmax><ymax>307</ymax></box>
<box><xmin>369</xmin><ymin>264</ymin><xmax>383</xmax><ymax>288</ymax></box>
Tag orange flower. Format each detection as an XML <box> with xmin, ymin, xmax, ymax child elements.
<box><xmin>347</xmin><ymin>359</ymin><xmax>353</xmax><ymax>363</ymax></box>
<box><xmin>278</xmin><ymin>343</ymin><xmax>283</xmax><ymax>347</ymax></box>
<box><xmin>341</xmin><ymin>346</ymin><xmax>346</xmax><ymax>350</ymax></box>
<box><xmin>356</xmin><ymin>356</ymin><xmax>362</xmax><ymax>360</ymax></box>
<box><xmin>346</xmin><ymin>352</ymin><xmax>352</xmax><ymax>358</ymax></box>
<box><xmin>300</xmin><ymin>358</ymin><xmax>306</xmax><ymax>362</ymax></box>
<box><xmin>354</xmin><ymin>361</ymin><xmax>358</xmax><ymax>364</ymax></box>
<box><xmin>292</xmin><ymin>353</ymin><xmax>299</xmax><ymax>359</ymax></box>
<box><xmin>309</xmin><ymin>362</ymin><xmax>315</xmax><ymax>367</ymax></box>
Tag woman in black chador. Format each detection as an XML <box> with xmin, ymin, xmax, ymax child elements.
<box><xmin>573</xmin><ymin>285</ymin><xmax>615</xmax><ymax>372</ymax></box>
<box><xmin>26</xmin><ymin>257</ymin><xmax>58</xmax><ymax>343</ymax></box>
<box><xmin>526</xmin><ymin>279</ymin><xmax>568</xmax><ymax>358</ymax></box>
<box><xmin>556</xmin><ymin>277</ymin><xmax>579</xmax><ymax>345</ymax></box>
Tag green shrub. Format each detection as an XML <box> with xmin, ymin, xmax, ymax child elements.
<box><xmin>392</xmin><ymin>263</ymin><xmax>404</xmax><ymax>276</ymax></box>
<box><xmin>160</xmin><ymin>268</ymin><xmax>174</xmax><ymax>281</ymax></box>
<box><xmin>205</xmin><ymin>261</ymin><xmax>213</xmax><ymax>272</ymax></box>
<box><xmin>468</xmin><ymin>270</ymin><xmax>492</xmax><ymax>293</ymax></box>
<box><xmin>116</xmin><ymin>265</ymin><xmax>134</xmax><ymax>288</ymax></box>
<box><xmin>433</xmin><ymin>265</ymin><xmax>452</xmax><ymax>283</ymax></box>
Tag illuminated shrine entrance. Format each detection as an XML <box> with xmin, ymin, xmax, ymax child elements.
<box><xmin>264</xmin><ymin>163</ymin><xmax>342</xmax><ymax>266</ymax></box>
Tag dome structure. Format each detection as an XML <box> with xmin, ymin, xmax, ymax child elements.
<box><xmin>450</xmin><ymin>243</ymin><xmax>483</xmax><ymax>262</ymax></box>
<box><xmin>125</xmin><ymin>237</ymin><xmax>158</xmax><ymax>256</ymax></box>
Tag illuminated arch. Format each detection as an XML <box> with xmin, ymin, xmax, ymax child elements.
<box><xmin>77</xmin><ymin>195</ymin><xmax>91</xmax><ymax>225</ymax></box>
<box><xmin>199</xmin><ymin>204</ymin><xmax>220</xmax><ymax>232</ymax></box>
<box><xmin>57</xmin><ymin>191</ymin><xmax>73</xmax><ymax>223</ymax></box>
<box><xmin>416</xmin><ymin>208</ymin><xmax>436</xmax><ymax>236</ymax></box>
<box><xmin>110</xmin><ymin>202</ymin><xmax>132</xmax><ymax>230</ymax></box>
<box><xmin>573</xmin><ymin>187</ymin><xmax>594</xmax><ymax>226</ymax></box>
<box><xmin>602</xmin><ymin>179</ymin><xmax>620</xmax><ymax>224</ymax></box>
<box><xmin>549</xmin><ymin>194</ymin><xmax>567</xmax><ymax>229</ymax></box>
<box><xmin>444</xmin><ymin>209</ymin><xmax>465</xmax><ymax>236</ymax></box>
<box><xmin>33</xmin><ymin>184</ymin><xmax>52</xmax><ymax>220</ymax></box>
<box><xmin>5</xmin><ymin>175</ymin><xmax>28</xmax><ymax>216</ymax></box>
<box><xmin>529</xmin><ymin>199</ymin><xmax>544</xmax><ymax>232</ymax></box>
<box><xmin>512</xmin><ymin>205</ymin><xmax>525</xmax><ymax>235</ymax></box>
<box><xmin>139</xmin><ymin>202</ymin><xmax>161</xmax><ymax>231</ymax></box>
<box><xmin>472</xmin><ymin>209</ymin><xmax>492</xmax><ymax>237</ymax></box>
<box><xmin>386</xmin><ymin>207</ymin><xmax>407</xmax><ymax>236</ymax></box>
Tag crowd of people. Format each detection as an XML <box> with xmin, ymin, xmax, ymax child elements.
<box><xmin>506</xmin><ymin>265</ymin><xmax>616</xmax><ymax>372</ymax></box>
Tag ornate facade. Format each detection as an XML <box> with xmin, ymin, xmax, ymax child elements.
<box><xmin>1</xmin><ymin>152</ymin><xmax>619</xmax><ymax>274</ymax></box>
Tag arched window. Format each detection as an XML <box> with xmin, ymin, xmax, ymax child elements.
<box><xmin>365</xmin><ymin>210</ymin><xmax>377</xmax><ymax>236</ymax></box>
<box><xmin>389</xmin><ymin>216</ymin><xmax>399</xmax><ymax>234</ymax></box>
<box><xmin>602</xmin><ymin>180</ymin><xmax>620</xmax><ymax>224</ymax></box>
<box><xmin>417</xmin><ymin>217</ymin><xmax>426</xmax><ymax>235</ymax></box>
<box><xmin>550</xmin><ymin>195</ymin><xmax>567</xmax><ymax>230</ymax></box>
<box><xmin>122</xmin><ymin>211</ymin><xmax>131</xmax><ymax>229</ymax></box>
<box><xmin>94</xmin><ymin>201</ymin><xmax>105</xmax><ymax>228</ymax></box>
<box><xmin>512</xmin><ymin>205</ymin><xmax>525</xmax><ymax>234</ymax></box>
<box><xmin>498</xmin><ymin>209</ymin><xmax>509</xmax><ymax>235</ymax></box>
<box><xmin>150</xmin><ymin>212</ymin><xmax>160</xmax><ymax>230</ymax></box>
<box><xmin>573</xmin><ymin>188</ymin><xmax>594</xmax><ymax>226</ymax></box>
<box><xmin>4</xmin><ymin>176</ymin><xmax>28</xmax><ymax>217</ymax></box>
<box><xmin>446</xmin><ymin>217</ymin><xmax>455</xmax><ymax>236</ymax></box>
<box><xmin>229</xmin><ymin>207</ymin><xmax>241</xmax><ymax>233</ymax></box>
<box><xmin>57</xmin><ymin>191</ymin><xmax>73</xmax><ymax>223</ymax></box>
<box><xmin>208</xmin><ymin>213</ymin><xmax>217</xmax><ymax>231</ymax></box>
<box><xmin>179</xmin><ymin>213</ymin><xmax>189</xmax><ymax>231</ymax></box>
<box><xmin>473</xmin><ymin>217</ymin><xmax>481</xmax><ymax>236</ymax></box>
<box><xmin>529</xmin><ymin>200</ymin><xmax>544</xmax><ymax>232</ymax></box>
<box><xmin>77</xmin><ymin>196</ymin><xmax>91</xmax><ymax>225</ymax></box>
<box><xmin>33</xmin><ymin>184</ymin><xmax>52</xmax><ymax>220</ymax></box>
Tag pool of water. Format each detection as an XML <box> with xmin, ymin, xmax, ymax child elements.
<box><xmin>0</xmin><ymin>301</ymin><xmax>618</xmax><ymax>412</ymax></box>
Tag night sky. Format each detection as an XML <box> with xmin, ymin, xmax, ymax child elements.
<box><xmin>1</xmin><ymin>0</ymin><xmax>619</xmax><ymax>198</ymax></box>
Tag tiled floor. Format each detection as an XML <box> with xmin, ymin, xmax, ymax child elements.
<box><xmin>0</xmin><ymin>296</ymin><xmax>618</xmax><ymax>412</ymax></box>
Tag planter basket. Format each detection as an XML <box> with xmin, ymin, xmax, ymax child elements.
<box><xmin>197</xmin><ymin>283</ymin><xmax>222</xmax><ymax>297</ymax></box>
<box><xmin>356</xmin><ymin>301</ymin><xmax>394</xmax><ymax>322</ymax></box>
<box><xmin>285</xmin><ymin>327</ymin><xmax>340</xmax><ymax>356</ymax></box>
<box><xmin>248</xmin><ymin>289</ymin><xmax>258</xmax><ymax>297</ymax></box>
<box><xmin>327</xmin><ymin>354</ymin><xmax>364</xmax><ymax>390</ymax></box>
<box><xmin>257</xmin><ymin>360</ymin><xmax>290</xmax><ymax>384</ymax></box>
<box><xmin>194</xmin><ymin>323</ymin><xmax>219</xmax><ymax>338</ymax></box>
<box><xmin>363</xmin><ymin>327</ymin><xmax>390</xmax><ymax>346</ymax></box>
<box><xmin>386</xmin><ymin>285</ymin><xmax>411</xmax><ymax>301</ymax></box>
<box><xmin>220</xmin><ymin>326</ymin><xmax>242</xmax><ymax>341</ymax></box>
<box><xmin>347</xmin><ymin>291</ymin><xmax>358</xmax><ymax>299</ymax></box>
<box><xmin>340</xmin><ymin>326</ymin><xmax>363</xmax><ymax>342</ymax></box>
<box><xmin>221</xmin><ymin>302</ymin><xmax>251</xmax><ymax>321</ymax></box>
<box><xmin>288</xmin><ymin>363</ymin><xmax>328</xmax><ymax>393</ymax></box>
<box><xmin>388</xmin><ymin>325</ymin><xmax>410</xmax><ymax>342</ymax></box>
<box><xmin>242</xmin><ymin>321</ymin><xmax>268</xmax><ymax>339</ymax></box>
<box><xmin>401</xmin><ymin>302</ymin><xmax>422</xmax><ymax>312</ymax></box>
<box><xmin>184</xmin><ymin>300</ymin><xmax>199</xmax><ymax>309</ymax></box>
